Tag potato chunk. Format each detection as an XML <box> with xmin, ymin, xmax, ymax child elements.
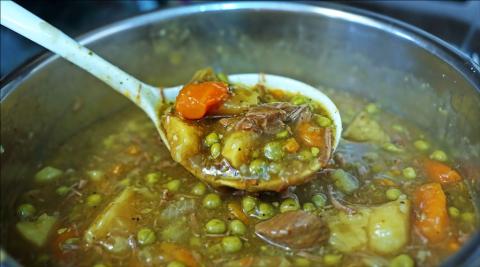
<box><xmin>327</xmin><ymin>197</ymin><xmax>411</xmax><ymax>255</ymax></box>
<box><xmin>221</xmin><ymin>131</ymin><xmax>257</xmax><ymax>168</ymax></box>
<box><xmin>343</xmin><ymin>111</ymin><xmax>390</xmax><ymax>143</ymax></box>
<box><xmin>327</xmin><ymin>209</ymin><xmax>370</xmax><ymax>253</ymax></box>
<box><xmin>163</xmin><ymin>115</ymin><xmax>202</xmax><ymax>163</ymax></box>
<box><xmin>368</xmin><ymin>197</ymin><xmax>410</xmax><ymax>254</ymax></box>
<box><xmin>16</xmin><ymin>213</ymin><xmax>57</xmax><ymax>247</ymax></box>
<box><xmin>84</xmin><ymin>187</ymin><xmax>136</xmax><ymax>244</ymax></box>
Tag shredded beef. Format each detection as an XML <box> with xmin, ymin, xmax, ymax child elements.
<box><xmin>220</xmin><ymin>102</ymin><xmax>312</xmax><ymax>134</ymax></box>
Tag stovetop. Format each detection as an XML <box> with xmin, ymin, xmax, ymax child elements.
<box><xmin>1</xmin><ymin>0</ymin><xmax>479</xmax><ymax>79</ymax></box>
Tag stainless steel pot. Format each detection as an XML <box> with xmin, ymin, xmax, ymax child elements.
<box><xmin>1</xmin><ymin>2</ymin><xmax>479</xmax><ymax>266</ymax></box>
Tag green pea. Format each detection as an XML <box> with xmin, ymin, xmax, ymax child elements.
<box><xmin>268</xmin><ymin>162</ymin><xmax>282</xmax><ymax>174</ymax></box>
<box><xmin>191</xmin><ymin>182</ymin><xmax>207</xmax><ymax>196</ymax></box>
<box><xmin>17</xmin><ymin>203</ymin><xmax>36</xmax><ymax>219</ymax></box>
<box><xmin>203</xmin><ymin>193</ymin><xmax>222</xmax><ymax>209</ymax></box>
<box><xmin>87</xmin><ymin>170</ymin><xmax>104</xmax><ymax>182</ymax></box>
<box><xmin>298</xmin><ymin>149</ymin><xmax>313</xmax><ymax>161</ymax></box>
<box><xmin>294</xmin><ymin>257</ymin><xmax>311</xmax><ymax>267</ymax></box>
<box><xmin>392</xmin><ymin>124</ymin><xmax>404</xmax><ymax>132</ymax></box>
<box><xmin>109</xmin><ymin>236</ymin><xmax>129</xmax><ymax>253</ymax></box>
<box><xmin>86</xmin><ymin>194</ymin><xmax>102</xmax><ymax>207</ymax></box>
<box><xmin>165</xmin><ymin>179</ymin><xmax>181</xmax><ymax>192</ymax></box>
<box><xmin>430</xmin><ymin>150</ymin><xmax>448</xmax><ymax>162</ymax></box>
<box><xmin>264</xmin><ymin>142</ymin><xmax>284</xmax><ymax>161</ymax></box>
<box><xmin>315</xmin><ymin>115</ymin><xmax>332</xmax><ymax>127</ymax></box>
<box><xmin>256</xmin><ymin>203</ymin><xmax>275</xmax><ymax>220</ymax></box>
<box><xmin>205</xmin><ymin>132</ymin><xmax>220</xmax><ymax>147</ymax></box>
<box><xmin>280</xmin><ymin>198</ymin><xmax>300</xmax><ymax>213</ymax></box>
<box><xmin>311</xmin><ymin>147</ymin><xmax>320</xmax><ymax>157</ymax></box>
<box><xmin>34</xmin><ymin>166</ymin><xmax>63</xmax><ymax>183</ymax></box>
<box><xmin>323</xmin><ymin>254</ymin><xmax>342</xmax><ymax>266</ymax></box>
<box><xmin>242</xmin><ymin>196</ymin><xmax>257</xmax><ymax>213</ymax></box>
<box><xmin>145</xmin><ymin>173</ymin><xmax>160</xmax><ymax>185</ymax></box>
<box><xmin>389</xmin><ymin>254</ymin><xmax>414</xmax><ymax>267</ymax></box>
<box><xmin>228</xmin><ymin>219</ymin><xmax>246</xmax><ymax>236</ymax></box>
<box><xmin>222</xmin><ymin>236</ymin><xmax>243</xmax><ymax>253</ymax></box>
<box><xmin>402</xmin><ymin>167</ymin><xmax>416</xmax><ymax>179</ymax></box>
<box><xmin>312</xmin><ymin>193</ymin><xmax>327</xmax><ymax>208</ymax></box>
<box><xmin>205</xmin><ymin>219</ymin><xmax>226</xmax><ymax>234</ymax></box>
<box><xmin>382</xmin><ymin>143</ymin><xmax>404</xmax><ymax>153</ymax></box>
<box><xmin>276</xmin><ymin>130</ymin><xmax>289</xmax><ymax>138</ymax></box>
<box><xmin>332</xmin><ymin>169</ymin><xmax>359</xmax><ymax>194</ymax></box>
<box><xmin>291</xmin><ymin>95</ymin><xmax>308</xmax><ymax>105</ymax></box>
<box><xmin>386</xmin><ymin>188</ymin><xmax>402</xmax><ymax>201</ymax></box>
<box><xmin>365</xmin><ymin>103</ymin><xmax>378</xmax><ymax>114</ymax></box>
<box><xmin>302</xmin><ymin>202</ymin><xmax>316</xmax><ymax>213</ymax></box>
<box><xmin>93</xmin><ymin>263</ymin><xmax>108</xmax><ymax>267</ymax></box>
<box><xmin>210</xmin><ymin>143</ymin><xmax>221</xmax><ymax>159</ymax></box>
<box><xmin>414</xmin><ymin>140</ymin><xmax>430</xmax><ymax>151</ymax></box>
<box><xmin>167</xmin><ymin>261</ymin><xmax>186</xmax><ymax>267</ymax></box>
<box><xmin>461</xmin><ymin>212</ymin><xmax>475</xmax><ymax>223</ymax></box>
<box><xmin>249</xmin><ymin>159</ymin><xmax>268</xmax><ymax>177</ymax></box>
<box><xmin>137</xmin><ymin>227</ymin><xmax>156</xmax><ymax>246</ymax></box>
<box><xmin>448</xmin><ymin>207</ymin><xmax>460</xmax><ymax>218</ymax></box>
<box><xmin>56</xmin><ymin>186</ymin><xmax>70</xmax><ymax>196</ymax></box>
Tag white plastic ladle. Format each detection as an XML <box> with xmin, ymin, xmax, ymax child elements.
<box><xmin>1</xmin><ymin>1</ymin><xmax>342</xmax><ymax>188</ymax></box>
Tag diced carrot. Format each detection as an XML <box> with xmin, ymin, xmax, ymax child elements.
<box><xmin>238</xmin><ymin>256</ymin><xmax>255</xmax><ymax>267</ymax></box>
<box><xmin>175</xmin><ymin>82</ymin><xmax>229</xmax><ymax>119</ymax></box>
<box><xmin>160</xmin><ymin>243</ymin><xmax>199</xmax><ymax>267</ymax></box>
<box><xmin>423</xmin><ymin>159</ymin><xmax>461</xmax><ymax>184</ymax></box>
<box><xmin>296</xmin><ymin>122</ymin><xmax>330</xmax><ymax>148</ymax></box>
<box><xmin>414</xmin><ymin>183</ymin><xmax>449</xmax><ymax>243</ymax></box>
<box><xmin>284</xmin><ymin>138</ymin><xmax>300</xmax><ymax>153</ymax></box>
<box><xmin>228</xmin><ymin>202</ymin><xmax>249</xmax><ymax>224</ymax></box>
<box><xmin>447</xmin><ymin>238</ymin><xmax>461</xmax><ymax>252</ymax></box>
<box><xmin>269</xmin><ymin>89</ymin><xmax>285</xmax><ymax>99</ymax></box>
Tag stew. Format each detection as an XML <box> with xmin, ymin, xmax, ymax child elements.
<box><xmin>6</xmin><ymin>69</ymin><xmax>478</xmax><ymax>267</ymax></box>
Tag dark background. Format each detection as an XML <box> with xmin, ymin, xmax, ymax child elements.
<box><xmin>1</xmin><ymin>0</ymin><xmax>479</xmax><ymax>79</ymax></box>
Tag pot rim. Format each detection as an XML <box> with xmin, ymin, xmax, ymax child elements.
<box><xmin>1</xmin><ymin>2</ymin><xmax>479</xmax><ymax>266</ymax></box>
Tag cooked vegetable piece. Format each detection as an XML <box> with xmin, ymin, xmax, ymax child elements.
<box><xmin>35</xmin><ymin>166</ymin><xmax>63</xmax><ymax>183</ymax></box>
<box><xmin>221</xmin><ymin>131</ymin><xmax>257</xmax><ymax>168</ymax></box>
<box><xmin>255</xmin><ymin>210</ymin><xmax>329</xmax><ymax>249</ymax></box>
<box><xmin>331</xmin><ymin>169</ymin><xmax>359</xmax><ymax>194</ymax></box>
<box><xmin>175</xmin><ymin>81</ymin><xmax>229</xmax><ymax>119</ymax></box>
<box><xmin>414</xmin><ymin>183</ymin><xmax>449</xmax><ymax>243</ymax></box>
<box><xmin>423</xmin><ymin>159</ymin><xmax>461</xmax><ymax>184</ymax></box>
<box><xmin>16</xmin><ymin>213</ymin><xmax>57</xmax><ymax>247</ymax></box>
<box><xmin>343</xmin><ymin>111</ymin><xmax>390</xmax><ymax>143</ymax></box>
<box><xmin>328</xmin><ymin>197</ymin><xmax>411</xmax><ymax>254</ymax></box>
<box><xmin>327</xmin><ymin>209</ymin><xmax>370</xmax><ymax>253</ymax></box>
<box><xmin>164</xmin><ymin>115</ymin><xmax>202</xmax><ymax>162</ymax></box>
<box><xmin>84</xmin><ymin>187</ymin><xmax>136</xmax><ymax>243</ymax></box>
<box><xmin>17</xmin><ymin>203</ymin><xmax>36</xmax><ymax>219</ymax></box>
<box><xmin>161</xmin><ymin>199</ymin><xmax>196</xmax><ymax>220</ymax></box>
<box><xmin>214</xmin><ymin>87</ymin><xmax>259</xmax><ymax>115</ymax></box>
<box><xmin>367</xmin><ymin>197</ymin><xmax>410</xmax><ymax>255</ymax></box>
<box><xmin>222</xmin><ymin>236</ymin><xmax>243</xmax><ymax>253</ymax></box>
<box><xmin>160</xmin><ymin>243</ymin><xmax>200</xmax><ymax>267</ymax></box>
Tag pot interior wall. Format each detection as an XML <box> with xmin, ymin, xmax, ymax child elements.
<box><xmin>1</xmin><ymin>4</ymin><xmax>479</xmax><ymax>264</ymax></box>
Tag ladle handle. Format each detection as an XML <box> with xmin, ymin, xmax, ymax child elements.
<box><xmin>0</xmin><ymin>1</ymin><xmax>162</xmax><ymax>106</ymax></box>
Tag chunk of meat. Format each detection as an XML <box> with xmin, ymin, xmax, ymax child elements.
<box><xmin>221</xmin><ymin>103</ymin><xmax>312</xmax><ymax>135</ymax></box>
<box><xmin>255</xmin><ymin>211</ymin><xmax>329</xmax><ymax>250</ymax></box>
